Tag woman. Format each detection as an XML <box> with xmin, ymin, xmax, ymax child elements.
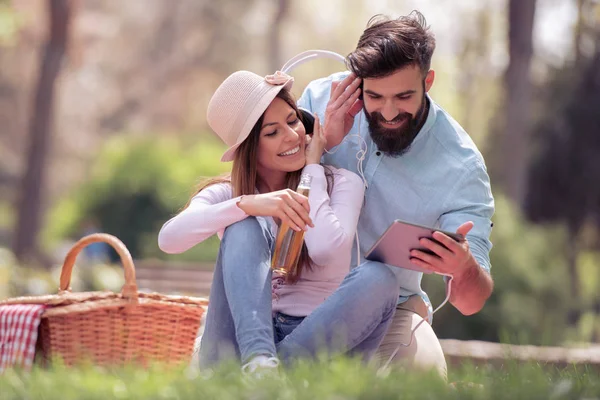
<box><xmin>158</xmin><ymin>70</ymin><xmax>381</xmax><ymax>374</ymax></box>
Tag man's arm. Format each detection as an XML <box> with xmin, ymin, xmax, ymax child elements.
<box><xmin>449</xmin><ymin>255</ymin><xmax>493</xmax><ymax>315</ymax></box>
<box><xmin>409</xmin><ymin>160</ymin><xmax>495</xmax><ymax>315</ymax></box>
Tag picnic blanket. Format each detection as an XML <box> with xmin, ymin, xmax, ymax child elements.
<box><xmin>0</xmin><ymin>304</ymin><xmax>46</xmax><ymax>372</ymax></box>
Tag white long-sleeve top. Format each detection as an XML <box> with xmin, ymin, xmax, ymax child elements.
<box><xmin>158</xmin><ymin>164</ymin><xmax>365</xmax><ymax>316</ymax></box>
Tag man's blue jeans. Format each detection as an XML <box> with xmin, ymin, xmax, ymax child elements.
<box><xmin>198</xmin><ymin>217</ymin><xmax>400</xmax><ymax>368</ymax></box>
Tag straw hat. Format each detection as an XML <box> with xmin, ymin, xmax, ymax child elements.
<box><xmin>207</xmin><ymin>70</ymin><xmax>294</xmax><ymax>162</ymax></box>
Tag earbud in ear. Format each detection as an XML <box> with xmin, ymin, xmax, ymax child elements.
<box><xmin>299</xmin><ymin>107</ymin><xmax>315</xmax><ymax>135</ymax></box>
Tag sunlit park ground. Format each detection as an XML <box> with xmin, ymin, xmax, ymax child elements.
<box><xmin>1</xmin><ymin>358</ymin><xmax>600</xmax><ymax>400</ymax></box>
<box><xmin>1</xmin><ymin>0</ymin><xmax>600</xmax><ymax>398</ymax></box>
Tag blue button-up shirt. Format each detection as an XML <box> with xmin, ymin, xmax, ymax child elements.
<box><xmin>298</xmin><ymin>72</ymin><xmax>495</xmax><ymax>310</ymax></box>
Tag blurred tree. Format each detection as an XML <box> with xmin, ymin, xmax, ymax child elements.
<box><xmin>97</xmin><ymin>0</ymin><xmax>259</xmax><ymax>133</ymax></box>
<box><xmin>268</xmin><ymin>0</ymin><xmax>290</xmax><ymax>72</ymax></box>
<box><xmin>0</xmin><ymin>0</ymin><xmax>29</xmax><ymax>201</ymax></box>
<box><xmin>490</xmin><ymin>0</ymin><xmax>537</xmax><ymax>206</ymax></box>
<box><xmin>525</xmin><ymin>41</ymin><xmax>600</xmax><ymax>325</ymax></box>
<box><xmin>44</xmin><ymin>135</ymin><xmax>229</xmax><ymax>262</ymax></box>
<box><xmin>573</xmin><ymin>0</ymin><xmax>599</xmax><ymax>61</ymax></box>
<box><xmin>0</xmin><ymin>2</ymin><xmax>18</xmax><ymax>196</ymax></box>
<box><xmin>574</xmin><ymin>0</ymin><xmax>586</xmax><ymax>62</ymax></box>
<box><xmin>454</xmin><ymin>3</ymin><xmax>501</xmax><ymax>147</ymax></box>
<box><xmin>0</xmin><ymin>0</ymin><xmax>266</xmax><ymax>241</ymax></box>
<box><xmin>12</xmin><ymin>0</ymin><xmax>73</xmax><ymax>263</ymax></box>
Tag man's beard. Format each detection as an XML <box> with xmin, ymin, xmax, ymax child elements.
<box><xmin>365</xmin><ymin>94</ymin><xmax>428</xmax><ymax>157</ymax></box>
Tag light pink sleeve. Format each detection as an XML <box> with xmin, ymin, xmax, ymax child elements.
<box><xmin>157</xmin><ymin>183</ymin><xmax>247</xmax><ymax>254</ymax></box>
<box><xmin>302</xmin><ymin>164</ymin><xmax>365</xmax><ymax>268</ymax></box>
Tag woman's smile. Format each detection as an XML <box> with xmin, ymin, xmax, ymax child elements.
<box><xmin>278</xmin><ymin>145</ymin><xmax>301</xmax><ymax>157</ymax></box>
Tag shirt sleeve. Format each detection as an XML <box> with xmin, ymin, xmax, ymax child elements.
<box><xmin>302</xmin><ymin>164</ymin><xmax>365</xmax><ymax>269</ymax></box>
<box><xmin>298</xmin><ymin>75</ymin><xmax>336</xmax><ymax>117</ymax></box>
<box><xmin>438</xmin><ymin>161</ymin><xmax>495</xmax><ymax>273</ymax></box>
<box><xmin>157</xmin><ymin>183</ymin><xmax>248</xmax><ymax>254</ymax></box>
<box><xmin>298</xmin><ymin>81</ymin><xmax>316</xmax><ymax>113</ymax></box>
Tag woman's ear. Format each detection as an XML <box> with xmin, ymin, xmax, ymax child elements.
<box><xmin>298</xmin><ymin>107</ymin><xmax>315</xmax><ymax>135</ymax></box>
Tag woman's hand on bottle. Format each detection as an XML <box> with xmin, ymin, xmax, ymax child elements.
<box><xmin>237</xmin><ymin>190</ymin><xmax>314</xmax><ymax>231</ymax></box>
<box><xmin>305</xmin><ymin>115</ymin><xmax>327</xmax><ymax>165</ymax></box>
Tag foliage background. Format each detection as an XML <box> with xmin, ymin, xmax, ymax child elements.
<box><xmin>0</xmin><ymin>0</ymin><xmax>599</xmax><ymax>347</ymax></box>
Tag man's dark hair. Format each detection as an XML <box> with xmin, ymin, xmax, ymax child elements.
<box><xmin>346</xmin><ymin>10</ymin><xmax>436</xmax><ymax>78</ymax></box>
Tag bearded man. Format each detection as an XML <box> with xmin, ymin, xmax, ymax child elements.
<box><xmin>297</xmin><ymin>10</ymin><xmax>495</xmax><ymax>379</ymax></box>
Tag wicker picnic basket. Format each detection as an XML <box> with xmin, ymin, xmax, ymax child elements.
<box><xmin>0</xmin><ymin>233</ymin><xmax>208</xmax><ymax>367</ymax></box>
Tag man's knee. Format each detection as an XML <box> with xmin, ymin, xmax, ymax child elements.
<box><xmin>377</xmin><ymin>309</ymin><xmax>447</xmax><ymax>380</ymax></box>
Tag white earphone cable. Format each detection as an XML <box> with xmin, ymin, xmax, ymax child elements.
<box><xmin>323</xmin><ymin>112</ymin><xmax>368</xmax><ymax>267</ymax></box>
<box><xmin>378</xmin><ymin>273</ymin><xmax>453</xmax><ymax>373</ymax></box>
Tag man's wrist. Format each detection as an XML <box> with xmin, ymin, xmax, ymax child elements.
<box><xmin>325</xmin><ymin>137</ymin><xmax>343</xmax><ymax>150</ymax></box>
<box><xmin>454</xmin><ymin>258</ymin><xmax>480</xmax><ymax>284</ymax></box>
<box><xmin>324</xmin><ymin>128</ymin><xmax>343</xmax><ymax>150</ymax></box>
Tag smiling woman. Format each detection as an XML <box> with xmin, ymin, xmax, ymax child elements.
<box><xmin>255</xmin><ymin>93</ymin><xmax>308</xmax><ymax>186</ymax></box>
<box><xmin>156</xmin><ymin>69</ymin><xmax>377</xmax><ymax>375</ymax></box>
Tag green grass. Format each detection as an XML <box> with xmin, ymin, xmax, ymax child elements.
<box><xmin>1</xmin><ymin>358</ymin><xmax>599</xmax><ymax>399</ymax></box>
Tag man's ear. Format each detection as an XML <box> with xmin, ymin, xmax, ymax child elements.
<box><xmin>424</xmin><ymin>70</ymin><xmax>435</xmax><ymax>92</ymax></box>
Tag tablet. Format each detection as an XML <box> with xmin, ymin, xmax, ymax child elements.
<box><xmin>364</xmin><ymin>220</ymin><xmax>464</xmax><ymax>273</ymax></box>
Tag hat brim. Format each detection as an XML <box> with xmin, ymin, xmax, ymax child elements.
<box><xmin>220</xmin><ymin>78</ymin><xmax>293</xmax><ymax>162</ymax></box>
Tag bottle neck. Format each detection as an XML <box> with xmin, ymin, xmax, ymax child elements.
<box><xmin>298</xmin><ymin>173</ymin><xmax>312</xmax><ymax>190</ymax></box>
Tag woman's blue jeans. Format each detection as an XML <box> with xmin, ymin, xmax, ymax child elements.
<box><xmin>198</xmin><ymin>217</ymin><xmax>400</xmax><ymax>368</ymax></box>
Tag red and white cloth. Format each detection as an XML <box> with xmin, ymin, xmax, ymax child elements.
<box><xmin>0</xmin><ymin>304</ymin><xmax>46</xmax><ymax>372</ymax></box>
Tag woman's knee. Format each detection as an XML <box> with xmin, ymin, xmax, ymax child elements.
<box><xmin>219</xmin><ymin>217</ymin><xmax>274</xmax><ymax>275</ymax></box>
<box><xmin>338</xmin><ymin>262</ymin><xmax>400</xmax><ymax>315</ymax></box>
<box><xmin>222</xmin><ymin>217</ymin><xmax>273</xmax><ymax>249</ymax></box>
<box><xmin>354</xmin><ymin>261</ymin><xmax>400</xmax><ymax>296</ymax></box>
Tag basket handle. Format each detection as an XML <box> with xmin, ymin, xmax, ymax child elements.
<box><xmin>59</xmin><ymin>233</ymin><xmax>138</xmax><ymax>302</ymax></box>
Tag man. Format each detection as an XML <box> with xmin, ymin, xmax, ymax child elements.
<box><xmin>297</xmin><ymin>11</ymin><xmax>495</xmax><ymax>378</ymax></box>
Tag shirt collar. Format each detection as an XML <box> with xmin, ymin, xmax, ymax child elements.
<box><xmin>410</xmin><ymin>94</ymin><xmax>437</xmax><ymax>148</ymax></box>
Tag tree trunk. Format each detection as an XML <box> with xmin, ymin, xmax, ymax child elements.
<box><xmin>594</xmin><ymin>4</ymin><xmax>600</xmax><ymax>56</ymax></box>
<box><xmin>268</xmin><ymin>0</ymin><xmax>290</xmax><ymax>72</ymax></box>
<box><xmin>566</xmin><ymin>225</ymin><xmax>581</xmax><ymax>326</ymax></box>
<box><xmin>574</xmin><ymin>0</ymin><xmax>586</xmax><ymax>62</ymax></box>
<box><xmin>502</xmin><ymin>0</ymin><xmax>537</xmax><ymax>206</ymax></box>
<box><xmin>12</xmin><ymin>0</ymin><xmax>71</xmax><ymax>262</ymax></box>
<box><xmin>457</xmin><ymin>8</ymin><xmax>492</xmax><ymax>134</ymax></box>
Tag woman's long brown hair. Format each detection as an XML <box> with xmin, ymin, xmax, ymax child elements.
<box><xmin>185</xmin><ymin>89</ymin><xmax>332</xmax><ymax>283</ymax></box>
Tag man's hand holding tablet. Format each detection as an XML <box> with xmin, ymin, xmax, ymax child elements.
<box><xmin>365</xmin><ymin>219</ymin><xmax>474</xmax><ymax>278</ymax></box>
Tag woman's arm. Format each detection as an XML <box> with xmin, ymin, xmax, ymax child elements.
<box><xmin>302</xmin><ymin>164</ymin><xmax>365</xmax><ymax>267</ymax></box>
<box><xmin>158</xmin><ymin>183</ymin><xmax>247</xmax><ymax>254</ymax></box>
<box><xmin>158</xmin><ymin>183</ymin><xmax>314</xmax><ymax>254</ymax></box>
